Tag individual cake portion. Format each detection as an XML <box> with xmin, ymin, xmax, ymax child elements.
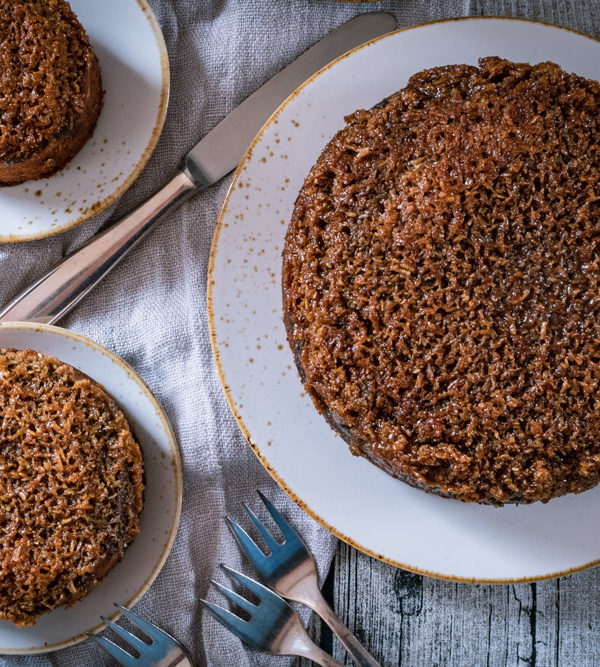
<box><xmin>283</xmin><ymin>57</ymin><xmax>600</xmax><ymax>505</ymax></box>
<box><xmin>0</xmin><ymin>349</ymin><xmax>144</xmax><ymax>627</ymax></box>
<box><xmin>0</xmin><ymin>0</ymin><xmax>103</xmax><ymax>186</ymax></box>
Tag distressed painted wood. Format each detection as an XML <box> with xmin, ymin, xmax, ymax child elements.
<box><xmin>300</xmin><ymin>543</ymin><xmax>600</xmax><ymax>666</ymax></box>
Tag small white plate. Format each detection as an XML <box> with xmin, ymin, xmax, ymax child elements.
<box><xmin>209</xmin><ymin>18</ymin><xmax>600</xmax><ymax>583</ymax></box>
<box><xmin>0</xmin><ymin>0</ymin><xmax>169</xmax><ymax>242</ymax></box>
<box><xmin>0</xmin><ymin>322</ymin><xmax>182</xmax><ymax>654</ymax></box>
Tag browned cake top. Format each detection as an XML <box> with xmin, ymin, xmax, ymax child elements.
<box><xmin>0</xmin><ymin>349</ymin><xmax>144</xmax><ymax>626</ymax></box>
<box><xmin>0</xmin><ymin>0</ymin><xmax>96</xmax><ymax>162</ymax></box>
<box><xmin>283</xmin><ymin>57</ymin><xmax>600</xmax><ymax>505</ymax></box>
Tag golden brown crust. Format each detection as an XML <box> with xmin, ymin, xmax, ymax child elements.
<box><xmin>0</xmin><ymin>0</ymin><xmax>103</xmax><ymax>186</ymax></box>
<box><xmin>283</xmin><ymin>57</ymin><xmax>600</xmax><ymax>506</ymax></box>
<box><xmin>0</xmin><ymin>349</ymin><xmax>144</xmax><ymax>626</ymax></box>
<box><xmin>284</xmin><ymin>312</ymin><xmax>456</xmax><ymax>500</ymax></box>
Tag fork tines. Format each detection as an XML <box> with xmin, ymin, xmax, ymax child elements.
<box><xmin>87</xmin><ymin>604</ymin><xmax>163</xmax><ymax>666</ymax></box>
<box><xmin>225</xmin><ymin>491</ymin><xmax>304</xmax><ymax>577</ymax></box>
<box><xmin>200</xmin><ymin>565</ymin><xmax>296</xmax><ymax>650</ymax></box>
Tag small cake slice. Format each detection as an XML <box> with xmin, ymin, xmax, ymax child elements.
<box><xmin>0</xmin><ymin>0</ymin><xmax>103</xmax><ymax>186</ymax></box>
<box><xmin>0</xmin><ymin>348</ymin><xmax>144</xmax><ymax>627</ymax></box>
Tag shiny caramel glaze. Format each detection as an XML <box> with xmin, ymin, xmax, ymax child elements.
<box><xmin>0</xmin><ymin>0</ymin><xmax>103</xmax><ymax>185</ymax></box>
<box><xmin>0</xmin><ymin>349</ymin><xmax>143</xmax><ymax>626</ymax></box>
<box><xmin>283</xmin><ymin>57</ymin><xmax>600</xmax><ymax>505</ymax></box>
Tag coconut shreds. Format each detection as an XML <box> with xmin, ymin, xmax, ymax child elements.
<box><xmin>0</xmin><ymin>349</ymin><xmax>144</xmax><ymax>626</ymax></box>
<box><xmin>283</xmin><ymin>57</ymin><xmax>600</xmax><ymax>505</ymax></box>
<box><xmin>0</xmin><ymin>0</ymin><xmax>95</xmax><ymax>160</ymax></box>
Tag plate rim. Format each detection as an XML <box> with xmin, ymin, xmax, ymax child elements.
<box><xmin>0</xmin><ymin>321</ymin><xmax>183</xmax><ymax>654</ymax></box>
<box><xmin>0</xmin><ymin>0</ymin><xmax>171</xmax><ymax>243</ymax></box>
<box><xmin>208</xmin><ymin>16</ymin><xmax>600</xmax><ymax>585</ymax></box>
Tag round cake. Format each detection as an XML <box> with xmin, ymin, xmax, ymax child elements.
<box><xmin>282</xmin><ymin>57</ymin><xmax>600</xmax><ymax>506</ymax></box>
<box><xmin>0</xmin><ymin>0</ymin><xmax>103</xmax><ymax>186</ymax></box>
<box><xmin>0</xmin><ymin>349</ymin><xmax>144</xmax><ymax>627</ymax></box>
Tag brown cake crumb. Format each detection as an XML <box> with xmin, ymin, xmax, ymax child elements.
<box><xmin>283</xmin><ymin>57</ymin><xmax>600</xmax><ymax>505</ymax></box>
<box><xmin>0</xmin><ymin>349</ymin><xmax>144</xmax><ymax>626</ymax></box>
<box><xmin>0</xmin><ymin>0</ymin><xmax>103</xmax><ymax>185</ymax></box>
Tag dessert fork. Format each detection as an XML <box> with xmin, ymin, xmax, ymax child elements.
<box><xmin>227</xmin><ymin>492</ymin><xmax>380</xmax><ymax>667</ymax></box>
<box><xmin>87</xmin><ymin>603</ymin><xmax>192</xmax><ymax>667</ymax></box>
<box><xmin>201</xmin><ymin>565</ymin><xmax>342</xmax><ymax>666</ymax></box>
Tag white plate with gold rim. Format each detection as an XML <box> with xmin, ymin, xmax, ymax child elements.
<box><xmin>209</xmin><ymin>18</ymin><xmax>600</xmax><ymax>583</ymax></box>
<box><xmin>0</xmin><ymin>0</ymin><xmax>169</xmax><ymax>243</ymax></box>
<box><xmin>0</xmin><ymin>322</ymin><xmax>182</xmax><ymax>654</ymax></box>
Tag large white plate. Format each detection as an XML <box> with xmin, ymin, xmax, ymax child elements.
<box><xmin>0</xmin><ymin>323</ymin><xmax>182</xmax><ymax>653</ymax></box>
<box><xmin>0</xmin><ymin>0</ymin><xmax>169</xmax><ymax>242</ymax></box>
<box><xmin>209</xmin><ymin>18</ymin><xmax>600</xmax><ymax>583</ymax></box>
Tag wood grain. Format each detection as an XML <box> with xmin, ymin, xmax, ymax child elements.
<box><xmin>299</xmin><ymin>543</ymin><xmax>600</xmax><ymax>666</ymax></box>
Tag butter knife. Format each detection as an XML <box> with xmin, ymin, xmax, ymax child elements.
<box><xmin>0</xmin><ymin>12</ymin><xmax>396</xmax><ymax>325</ymax></box>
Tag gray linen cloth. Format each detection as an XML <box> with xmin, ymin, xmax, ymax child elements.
<box><xmin>1</xmin><ymin>0</ymin><xmax>596</xmax><ymax>665</ymax></box>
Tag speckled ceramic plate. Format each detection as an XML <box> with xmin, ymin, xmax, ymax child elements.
<box><xmin>0</xmin><ymin>0</ymin><xmax>169</xmax><ymax>242</ymax></box>
<box><xmin>209</xmin><ymin>18</ymin><xmax>600</xmax><ymax>583</ymax></box>
<box><xmin>0</xmin><ymin>322</ymin><xmax>182</xmax><ymax>654</ymax></box>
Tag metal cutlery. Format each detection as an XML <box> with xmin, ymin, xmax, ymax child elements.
<box><xmin>0</xmin><ymin>12</ymin><xmax>396</xmax><ymax>325</ymax></box>
<box><xmin>201</xmin><ymin>565</ymin><xmax>343</xmax><ymax>666</ymax></box>
<box><xmin>227</xmin><ymin>492</ymin><xmax>381</xmax><ymax>667</ymax></box>
<box><xmin>87</xmin><ymin>603</ymin><xmax>192</xmax><ymax>667</ymax></box>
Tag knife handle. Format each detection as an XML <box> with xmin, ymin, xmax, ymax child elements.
<box><xmin>0</xmin><ymin>170</ymin><xmax>197</xmax><ymax>325</ymax></box>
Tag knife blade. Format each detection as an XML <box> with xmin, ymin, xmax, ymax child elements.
<box><xmin>186</xmin><ymin>12</ymin><xmax>396</xmax><ymax>187</ymax></box>
<box><xmin>0</xmin><ymin>12</ymin><xmax>396</xmax><ymax>325</ymax></box>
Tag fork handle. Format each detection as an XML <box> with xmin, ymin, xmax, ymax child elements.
<box><xmin>304</xmin><ymin>588</ymin><xmax>381</xmax><ymax>667</ymax></box>
<box><xmin>290</xmin><ymin>635</ymin><xmax>345</xmax><ymax>667</ymax></box>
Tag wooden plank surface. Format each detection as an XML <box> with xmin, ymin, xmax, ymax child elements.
<box><xmin>300</xmin><ymin>543</ymin><xmax>600</xmax><ymax>666</ymax></box>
